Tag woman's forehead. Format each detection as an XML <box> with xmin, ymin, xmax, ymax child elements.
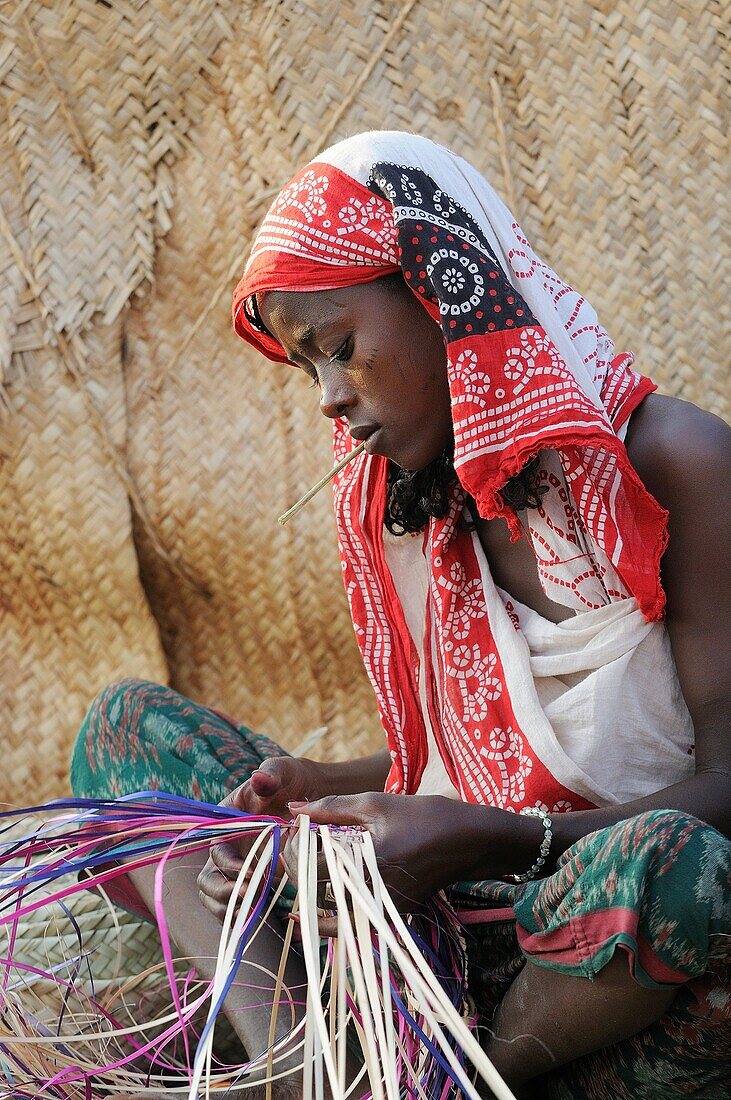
<box><xmin>260</xmin><ymin>288</ymin><xmax>325</xmax><ymax>330</ymax></box>
<box><xmin>259</xmin><ymin>289</ymin><xmax>346</xmax><ymax>353</ymax></box>
<box><xmin>261</xmin><ymin>288</ymin><xmax>319</xmax><ymax>326</ymax></box>
<box><xmin>260</xmin><ymin>286</ymin><xmax>365</xmax><ymax>339</ymax></box>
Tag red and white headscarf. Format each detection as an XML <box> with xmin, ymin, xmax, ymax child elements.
<box><xmin>233</xmin><ymin>131</ymin><xmax>670</xmax><ymax>811</ymax></box>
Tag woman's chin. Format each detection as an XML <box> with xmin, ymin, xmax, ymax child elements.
<box><xmin>385</xmin><ymin>443</ymin><xmax>451</xmax><ymax>473</ymax></box>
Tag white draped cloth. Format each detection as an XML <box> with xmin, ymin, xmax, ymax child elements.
<box><xmin>385</xmin><ymin>436</ymin><xmax>695</xmax><ymax>809</ymax></box>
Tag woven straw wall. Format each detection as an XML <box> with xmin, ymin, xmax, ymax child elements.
<box><xmin>1</xmin><ymin>0</ymin><xmax>728</xmax><ymax>804</ymax></box>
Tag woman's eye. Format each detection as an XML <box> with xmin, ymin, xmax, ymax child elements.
<box><xmin>329</xmin><ymin>337</ymin><xmax>353</xmax><ymax>364</ymax></box>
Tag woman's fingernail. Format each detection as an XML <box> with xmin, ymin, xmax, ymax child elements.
<box><xmin>287</xmin><ymin>801</ymin><xmax>307</xmax><ymax>810</ymax></box>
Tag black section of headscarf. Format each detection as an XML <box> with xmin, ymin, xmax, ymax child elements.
<box><xmin>368</xmin><ymin>163</ymin><xmax>538</xmax><ymax>342</ymax></box>
<box><xmin>368</xmin><ymin>164</ymin><xmax>546</xmax><ymax>532</ymax></box>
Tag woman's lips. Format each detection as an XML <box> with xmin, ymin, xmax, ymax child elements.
<box><xmin>349</xmin><ymin>424</ymin><xmax>384</xmax><ymax>454</ymax></box>
<box><xmin>363</xmin><ymin>427</ymin><xmax>383</xmax><ymax>455</ymax></box>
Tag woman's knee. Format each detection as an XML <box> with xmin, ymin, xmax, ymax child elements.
<box><xmin>70</xmin><ymin>677</ymin><xmax>168</xmax><ymax>797</ymax></box>
<box><xmin>82</xmin><ymin>677</ymin><xmax>161</xmax><ymax>743</ymax></box>
<box><xmin>70</xmin><ymin>679</ymin><xmax>268</xmax><ymax>802</ymax></box>
<box><xmin>633</xmin><ymin>808</ymin><xmax>729</xmax><ymax>913</ymax></box>
<box><xmin>621</xmin><ymin>807</ymin><xmax>724</xmax><ymax>863</ymax></box>
<box><xmin>594</xmin><ymin>809</ymin><xmax>730</xmax><ymax>962</ymax></box>
<box><xmin>518</xmin><ymin>809</ymin><xmax>729</xmax><ymax>977</ymax></box>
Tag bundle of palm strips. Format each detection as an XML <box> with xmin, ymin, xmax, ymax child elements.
<box><xmin>0</xmin><ymin>793</ymin><xmax>516</xmax><ymax>1099</ymax></box>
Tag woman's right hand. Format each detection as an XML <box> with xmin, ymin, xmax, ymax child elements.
<box><xmin>197</xmin><ymin>756</ymin><xmax>329</xmax><ymax>922</ymax></box>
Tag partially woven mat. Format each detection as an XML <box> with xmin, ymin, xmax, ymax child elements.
<box><xmin>1</xmin><ymin>0</ymin><xmax>729</xmax><ymax>804</ymax></box>
<box><xmin>0</xmin><ymin>814</ymin><xmax>158</xmax><ymax>1015</ymax></box>
<box><xmin>0</xmin><ymin>818</ymin><xmax>242</xmax><ymax>1071</ymax></box>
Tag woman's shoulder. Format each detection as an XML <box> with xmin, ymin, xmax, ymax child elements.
<box><xmin>624</xmin><ymin>392</ymin><xmax>731</xmax><ymax>515</ymax></box>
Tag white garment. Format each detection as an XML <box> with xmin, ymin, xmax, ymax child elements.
<box><xmin>384</xmin><ymin>522</ymin><xmax>695</xmax><ymax>808</ymax></box>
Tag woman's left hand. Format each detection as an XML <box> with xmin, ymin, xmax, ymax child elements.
<box><xmin>281</xmin><ymin>791</ymin><xmax>486</xmax><ymax>931</ymax></box>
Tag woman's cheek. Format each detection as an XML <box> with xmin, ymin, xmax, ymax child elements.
<box><xmin>348</xmin><ymin>365</ymin><xmax>368</xmax><ymax>390</ymax></box>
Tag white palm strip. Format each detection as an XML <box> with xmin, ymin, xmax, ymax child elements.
<box><xmin>296</xmin><ymin>817</ymin><xmax>374</xmax><ymax>1100</ymax></box>
<box><xmin>325</xmin><ymin>827</ymin><xmax>518</xmax><ymax>1100</ymax></box>
<box><xmin>190</xmin><ymin>824</ymin><xmax>301</xmax><ymax>1098</ymax></box>
<box><xmin>317</xmin><ymin>826</ymin><xmax>436</xmax><ymax>1099</ymax></box>
<box><xmin>347</xmin><ymin>836</ymin><xmax>399</xmax><ymax>1100</ymax></box>
<box><xmin>319</xmin><ymin>828</ymin><xmax>445</xmax><ymax>1099</ymax></box>
<box><xmin>294</xmin><ymin>819</ymin><xmax>388</xmax><ymax>1100</ymax></box>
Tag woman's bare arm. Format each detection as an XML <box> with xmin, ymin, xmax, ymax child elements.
<box><xmin>495</xmin><ymin>392</ymin><xmax>731</xmax><ymax>867</ymax></box>
<box><xmin>511</xmin><ymin>393</ymin><xmax>731</xmax><ymax>864</ymax></box>
<box><xmin>315</xmin><ymin>748</ymin><xmax>392</xmax><ymax>794</ymax></box>
<box><xmin>548</xmin><ymin>394</ymin><xmax>731</xmax><ymax>842</ymax></box>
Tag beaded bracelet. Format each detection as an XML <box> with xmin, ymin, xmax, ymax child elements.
<box><xmin>509</xmin><ymin>807</ymin><xmax>553</xmax><ymax>883</ymax></box>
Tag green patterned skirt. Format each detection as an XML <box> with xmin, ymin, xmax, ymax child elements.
<box><xmin>71</xmin><ymin>678</ymin><xmax>731</xmax><ymax>1099</ymax></box>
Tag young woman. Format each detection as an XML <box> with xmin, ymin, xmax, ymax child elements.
<box><xmin>74</xmin><ymin>131</ymin><xmax>730</xmax><ymax>1098</ymax></box>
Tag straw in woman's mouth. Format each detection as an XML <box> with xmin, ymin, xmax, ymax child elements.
<box><xmin>277</xmin><ymin>440</ymin><xmax>367</xmax><ymax>525</ymax></box>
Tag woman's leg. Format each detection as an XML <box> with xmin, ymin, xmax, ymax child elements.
<box><xmin>71</xmin><ymin>678</ymin><xmax>309</xmax><ymax>1094</ymax></box>
<box><xmin>71</xmin><ymin>676</ymin><xmax>287</xmax><ymax>803</ymax></box>
<box><xmin>484</xmin><ymin>952</ymin><xmax>678</xmax><ymax>1090</ymax></box>
<box><xmin>482</xmin><ymin>810</ymin><xmax>731</xmax><ymax>1098</ymax></box>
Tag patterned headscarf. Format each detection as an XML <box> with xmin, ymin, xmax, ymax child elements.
<box><xmin>233</xmin><ymin>132</ymin><xmax>667</xmax><ymax>807</ymax></box>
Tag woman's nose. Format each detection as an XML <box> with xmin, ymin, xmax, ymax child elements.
<box><xmin>318</xmin><ymin>369</ymin><xmax>356</xmax><ymax>420</ymax></box>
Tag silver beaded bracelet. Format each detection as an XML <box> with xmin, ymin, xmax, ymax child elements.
<box><xmin>509</xmin><ymin>807</ymin><xmax>553</xmax><ymax>883</ymax></box>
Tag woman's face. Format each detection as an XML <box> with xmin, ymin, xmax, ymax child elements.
<box><xmin>259</xmin><ymin>279</ymin><xmax>452</xmax><ymax>471</ymax></box>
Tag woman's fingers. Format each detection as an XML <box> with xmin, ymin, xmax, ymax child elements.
<box><xmin>201</xmin><ymin>787</ymin><xmax>375</xmax><ymax>930</ymax></box>
<box><xmin>287</xmin><ymin>793</ymin><xmax>372</xmax><ymax>827</ymax></box>
<box><xmin>280</xmin><ymin>822</ymin><xmax>349</xmax><ymax>936</ymax></box>
<box><xmin>287</xmin><ymin>910</ymin><xmax>338</xmax><ymax>940</ymax></box>
<box><xmin>221</xmin><ymin>755</ymin><xmax>332</xmax><ymax>821</ymax></box>
<box><xmin>280</xmin><ymin>823</ymin><xmax>311</xmax><ymax>884</ymax></box>
<box><xmin>198</xmin><ymin>859</ymin><xmax>236</xmax><ymax>904</ymax></box>
<box><xmin>199</xmin><ymin>826</ymin><xmax>289</xmax><ymax>923</ymax></box>
<box><xmin>224</xmin><ymin>759</ymin><xmax>292</xmax><ymax>816</ymax></box>
<box><xmin>282</xmin><ymin>797</ymin><xmax>371</xmax><ymax>884</ymax></box>
<box><xmin>198</xmin><ymin>892</ymin><xmax>229</xmax><ymax>923</ymax></box>
<box><xmin>248</xmin><ymin>767</ymin><xmax>284</xmax><ymax>800</ymax></box>
<box><xmin>317</xmin><ymin>913</ymin><xmax>339</xmax><ymax>938</ymax></box>
<box><xmin>198</xmin><ymin>837</ymin><xmax>251</xmax><ymax>915</ymax></box>
<box><xmin>209</xmin><ymin>839</ymin><xmax>247</xmax><ymax>879</ymax></box>
<box><xmin>197</xmin><ymin>874</ymin><xmax>232</xmax><ymax>923</ymax></box>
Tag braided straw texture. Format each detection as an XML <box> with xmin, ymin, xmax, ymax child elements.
<box><xmin>6</xmin><ymin>876</ymin><xmax>160</xmax><ymax>998</ymax></box>
<box><xmin>1</xmin><ymin>0</ymin><xmax>729</xmax><ymax>804</ymax></box>
<box><xmin>0</xmin><ymin>813</ymin><xmax>158</xmax><ymax>1016</ymax></box>
<box><xmin>0</xmin><ymin>813</ymin><xmax>241</xmax><ymax>1065</ymax></box>
<box><xmin>4</xmin><ymin>880</ymin><xmax>243</xmax><ymax>1062</ymax></box>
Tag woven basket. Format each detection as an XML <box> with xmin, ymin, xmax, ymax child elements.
<box><xmin>0</xmin><ymin>806</ymin><xmax>245</xmax><ymax>1081</ymax></box>
<box><xmin>3</xmin><ymin>877</ymin><xmax>242</xmax><ymax>1081</ymax></box>
<box><xmin>0</xmin><ymin>0</ymin><xmax>728</xmax><ymax>805</ymax></box>
<box><xmin>6</xmin><ymin>880</ymin><xmax>159</xmax><ymax>1000</ymax></box>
